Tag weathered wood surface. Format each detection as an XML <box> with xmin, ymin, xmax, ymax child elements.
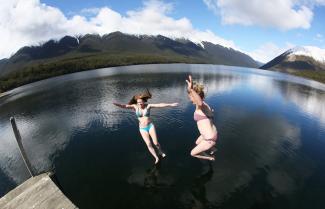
<box><xmin>0</xmin><ymin>173</ymin><xmax>77</xmax><ymax>209</ymax></box>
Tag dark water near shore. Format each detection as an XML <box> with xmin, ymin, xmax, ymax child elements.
<box><xmin>1</xmin><ymin>64</ymin><xmax>325</xmax><ymax>208</ymax></box>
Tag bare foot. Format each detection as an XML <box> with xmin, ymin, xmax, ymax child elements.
<box><xmin>208</xmin><ymin>156</ymin><xmax>215</xmax><ymax>161</ymax></box>
<box><xmin>155</xmin><ymin>158</ymin><xmax>160</xmax><ymax>164</ymax></box>
<box><xmin>209</xmin><ymin>147</ymin><xmax>217</xmax><ymax>155</ymax></box>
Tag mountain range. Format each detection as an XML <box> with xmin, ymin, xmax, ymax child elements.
<box><xmin>260</xmin><ymin>46</ymin><xmax>325</xmax><ymax>72</ymax></box>
<box><xmin>0</xmin><ymin>31</ymin><xmax>258</xmax><ymax>77</ymax></box>
<box><xmin>260</xmin><ymin>46</ymin><xmax>325</xmax><ymax>83</ymax></box>
<box><xmin>1</xmin><ymin>31</ymin><xmax>325</xmax><ymax>93</ymax></box>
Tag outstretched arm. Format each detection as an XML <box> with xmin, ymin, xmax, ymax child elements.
<box><xmin>149</xmin><ymin>103</ymin><xmax>178</xmax><ymax>108</ymax></box>
<box><xmin>113</xmin><ymin>103</ymin><xmax>135</xmax><ymax>109</ymax></box>
<box><xmin>186</xmin><ymin>75</ymin><xmax>203</xmax><ymax>107</ymax></box>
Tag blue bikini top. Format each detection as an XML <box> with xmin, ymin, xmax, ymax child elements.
<box><xmin>136</xmin><ymin>106</ymin><xmax>150</xmax><ymax>118</ymax></box>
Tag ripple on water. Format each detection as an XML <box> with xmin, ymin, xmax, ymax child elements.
<box><xmin>0</xmin><ymin>64</ymin><xmax>325</xmax><ymax>209</ymax></box>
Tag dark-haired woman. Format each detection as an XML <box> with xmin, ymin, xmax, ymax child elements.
<box><xmin>113</xmin><ymin>90</ymin><xmax>178</xmax><ymax>164</ymax></box>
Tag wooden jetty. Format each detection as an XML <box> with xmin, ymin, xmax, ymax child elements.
<box><xmin>0</xmin><ymin>117</ymin><xmax>77</xmax><ymax>208</ymax></box>
<box><xmin>0</xmin><ymin>172</ymin><xmax>77</xmax><ymax>209</ymax></box>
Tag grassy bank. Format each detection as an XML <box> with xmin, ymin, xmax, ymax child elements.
<box><xmin>0</xmin><ymin>53</ymin><xmax>205</xmax><ymax>93</ymax></box>
<box><xmin>291</xmin><ymin>70</ymin><xmax>325</xmax><ymax>84</ymax></box>
<box><xmin>1</xmin><ymin>55</ymin><xmax>324</xmax><ymax>94</ymax></box>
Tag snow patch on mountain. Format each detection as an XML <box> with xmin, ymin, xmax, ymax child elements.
<box><xmin>288</xmin><ymin>46</ymin><xmax>325</xmax><ymax>63</ymax></box>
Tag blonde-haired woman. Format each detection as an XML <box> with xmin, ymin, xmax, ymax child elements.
<box><xmin>113</xmin><ymin>90</ymin><xmax>178</xmax><ymax>164</ymax></box>
<box><xmin>186</xmin><ymin>75</ymin><xmax>217</xmax><ymax>161</ymax></box>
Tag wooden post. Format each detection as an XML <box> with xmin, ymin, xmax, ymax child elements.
<box><xmin>10</xmin><ymin>117</ymin><xmax>34</xmax><ymax>177</ymax></box>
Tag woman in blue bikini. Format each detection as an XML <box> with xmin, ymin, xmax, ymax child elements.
<box><xmin>113</xmin><ymin>90</ymin><xmax>178</xmax><ymax>164</ymax></box>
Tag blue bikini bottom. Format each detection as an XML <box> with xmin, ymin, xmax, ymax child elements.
<box><xmin>139</xmin><ymin>123</ymin><xmax>154</xmax><ymax>132</ymax></box>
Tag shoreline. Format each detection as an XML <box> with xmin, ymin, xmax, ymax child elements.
<box><xmin>1</xmin><ymin>63</ymin><xmax>324</xmax><ymax>97</ymax></box>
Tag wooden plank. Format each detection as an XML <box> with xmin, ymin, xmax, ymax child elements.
<box><xmin>38</xmin><ymin>190</ymin><xmax>77</xmax><ymax>209</ymax></box>
<box><xmin>0</xmin><ymin>174</ymin><xmax>48</xmax><ymax>207</ymax></box>
<box><xmin>0</xmin><ymin>173</ymin><xmax>77</xmax><ymax>209</ymax></box>
<box><xmin>9</xmin><ymin>176</ymin><xmax>58</xmax><ymax>209</ymax></box>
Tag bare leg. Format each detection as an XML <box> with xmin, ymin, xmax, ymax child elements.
<box><xmin>195</xmin><ymin>135</ymin><xmax>204</xmax><ymax>145</ymax></box>
<box><xmin>149</xmin><ymin>125</ymin><xmax>166</xmax><ymax>158</ymax></box>
<box><xmin>140</xmin><ymin>130</ymin><xmax>160</xmax><ymax>164</ymax></box>
<box><xmin>198</xmin><ymin>135</ymin><xmax>218</xmax><ymax>155</ymax></box>
<box><xmin>191</xmin><ymin>141</ymin><xmax>215</xmax><ymax>161</ymax></box>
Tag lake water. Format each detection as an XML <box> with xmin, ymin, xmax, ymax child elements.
<box><xmin>0</xmin><ymin>64</ymin><xmax>325</xmax><ymax>209</ymax></box>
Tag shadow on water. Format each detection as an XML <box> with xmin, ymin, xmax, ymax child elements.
<box><xmin>143</xmin><ymin>163</ymin><xmax>166</xmax><ymax>190</ymax></box>
<box><xmin>0</xmin><ymin>64</ymin><xmax>325</xmax><ymax>208</ymax></box>
<box><xmin>189</xmin><ymin>163</ymin><xmax>214</xmax><ymax>209</ymax></box>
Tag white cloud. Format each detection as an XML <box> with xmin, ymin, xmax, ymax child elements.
<box><xmin>300</xmin><ymin>0</ymin><xmax>325</xmax><ymax>7</ymax></box>
<box><xmin>247</xmin><ymin>42</ymin><xmax>295</xmax><ymax>63</ymax></box>
<box><xmin>80</xmin><ymin>7</ymin><xmax>101</xmax><ymax>15</ymax></box>
<box><xmin>203</xmin><ymin>0</ymin><xmax>316</xmax><ymax>30</ymax></box>
<box><xmin>0</xmin><ymin>0</ymin><xmax>237</xmax><ymax>59</ymax></box>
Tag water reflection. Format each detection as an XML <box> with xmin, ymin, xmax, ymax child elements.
<box><xmin>0</xmin><ymin>64</ymin><xmax>324</xmax><ymax>208</ymax></box>
<box><xmin>189</xmin><ymin>164</ymin><xmax>214</xmax><ymax>209</ymax></box>
<box><xmin>199</xmin><ymin>109</ymin><xmax>303</xmax><ymax>205</ymax></box>
<box><xmin>128</xmin><ymin>163</ymin><xmax>174</xmax><ymax>191</ymax></box>
<box><xmin>143</xmin><ymin>165</ymin><xmax>160</xmax><ymax>189</ymax></box>
<box><xmin>278</xmin><ymin>81</ymin><xmax>325</xmax><ymax>124</ymax></box>
<box><xmin>237</xmin><ymin>73</ymin><xmax>325</xmax><ymax>125</ymax></box>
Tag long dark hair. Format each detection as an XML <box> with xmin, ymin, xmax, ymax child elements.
<box><xmin>128</xmin><ymin>89</ymin><xmax>152</xmax><ymax>105</ymax></box>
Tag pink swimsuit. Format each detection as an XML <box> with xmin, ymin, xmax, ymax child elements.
<box><xmin>193</xmin><ymin>112</ymin><xmax>210</xmax><ymax>121</ymax></box>
<box><xmin>193</xmin><ymin>112</ymin><xmax>217</xmax><ymax>143</ymax></box>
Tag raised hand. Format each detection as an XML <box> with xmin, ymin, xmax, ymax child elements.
<box><xmin>185</xmin><ymin>75</ymin><xmax>193</xmax><ymax>91</ymax></box>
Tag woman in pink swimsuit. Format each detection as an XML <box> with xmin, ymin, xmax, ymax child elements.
<box><xmin>186</xmin><ymin>75</ymin><xmax>217</xmax><ymax>161</ymax></box>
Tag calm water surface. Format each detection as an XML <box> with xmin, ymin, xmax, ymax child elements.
<box><xmin>0</xmin><ymin>64</ymin><xmax>325</xmax><ymax>209</ymax></box>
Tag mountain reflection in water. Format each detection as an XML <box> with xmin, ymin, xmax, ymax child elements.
<box><xmin>0</xmin><ymin>64</ymin><xmax>324</xmax><ymax>209</ymax></box>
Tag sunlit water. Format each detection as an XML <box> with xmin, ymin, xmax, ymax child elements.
<box><xmin>1</xmin><ymin>64</ymin><xmax>325</xmax><ymax>209</ymax></box>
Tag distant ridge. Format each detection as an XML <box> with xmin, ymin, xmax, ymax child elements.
<box><xmin>260</xmin><ymin>46</ymin><xmax>325</xmax><ymax>83</ymax></box>
<box><xmin>0</xmin><ymin>32</ymin><xmax>258</xmax><ymax>75</ymax></box>
<box><xmin>260</xmin><ymin>46</ymin><xmax>325</xmax><ymax>72</ymax></box>
<box><xmin>0</xmin><ymin>31</ymin><xmax>258</xmax><ymax>92</ymax></box>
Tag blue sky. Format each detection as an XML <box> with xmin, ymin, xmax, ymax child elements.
<box><xmin>1</xmin><ymin>0</ymin><xmax>325</xmax><ymax>62</ymax></box>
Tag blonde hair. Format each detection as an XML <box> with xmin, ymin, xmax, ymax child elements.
<box><xmin>128</xmin><ymin>89</ymin><xmax>152</xmax><ymax>104</ymax></box>
<box><xmin>193</xmin><ymin>81</ymin><xmax>205</xmax><ymax>99</ymax></box>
